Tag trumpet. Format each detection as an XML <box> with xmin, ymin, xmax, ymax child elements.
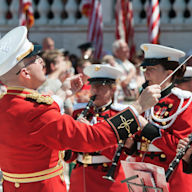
<box><xmin>165</xmin><ymin>133</ymin><xmax>192</xmax><ymax>182</ymax></box>
<box><xmin>103</xmin><ymin>142</ymin><xmax>124</xmax><ymax>182</ymax></box>
<box><xmin>76</xmin><ymin>95</ymin><xmax>97</xmax><ymax>120</ymax></box>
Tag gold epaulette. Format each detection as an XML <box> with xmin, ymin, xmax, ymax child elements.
<box><xmin>26</xmin><ymin>92</ymin><xmax>54</xmax><ymax>105</ymax></box>
<box><xmin>6</xmin><ymin>87</ymin><xmax>54</xmax><ymax>105</ymax></box>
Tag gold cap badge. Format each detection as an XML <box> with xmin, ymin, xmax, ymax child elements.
<box><xmin>143</xmin><ymin>45</ymin><xmax>148</xmax><ymax>51</ymax></box>
<box><xmin>95</xmin><ymin>66</ymin><xmax>100</xmax><ymax>71</ymax></box>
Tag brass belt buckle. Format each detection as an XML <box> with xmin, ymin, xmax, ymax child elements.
<box><xmin>82</xmin><ymin>153</ymin><xmax>92</xmax><ymax>164</ymax></box>
<box><xmin>140</xmin><ymin>142</ymin><xmax>149</xmax><ymax>152</ymax></box>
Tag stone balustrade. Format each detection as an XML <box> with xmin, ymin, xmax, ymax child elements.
<box><xmin>0</xmin><ymin>0</ymin><xmax>191</xmax><ymax>26</ymax></box>
<box><xmin>0</xmin><ymin>0</ymin><xmax>192</xmax><ymax>56</ymax></box>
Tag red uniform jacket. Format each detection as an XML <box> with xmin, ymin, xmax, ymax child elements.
<box><xmin>67</xmin><ymin>101</ymin><xmax>131</xmax><ymax>192</ymax></box>
<box><xmin>0</xmin><ymin>87</ymin><xmax>139</xmax><ymax>192</ymax></box>
<box><xmin>134</xmin><ymin>85</ymin><xmax>192</xmax><ymax>192</ymax></box>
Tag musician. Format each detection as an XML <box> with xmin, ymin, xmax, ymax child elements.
<box><xmin>65</xmin><ymin>64</ymin><xmax>135</xmax><ymax>192</ymax></box>
<box><xmin>175</xmin><ymin>66</ymin><xmax>192</xmax><ymax>92</ymax></box>
<box><xmin>0</xmin><ymin>27</ymin><xmax>161</xmax><ymax>192</ymax></box>
<box><xmin>126</xmin><ymin>44</ymin><xmax>192</xmax><ymax>192</ymax></box>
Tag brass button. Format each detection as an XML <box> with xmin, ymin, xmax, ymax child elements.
<box><xmin>162</xmin><ymin>122</ymin><xmax>166</xmax><ymax>125</ymax></box>
<box><xmin>128</xmin><ymin>133</ymin><xmax>132</xmax><ymax>137</ymax></box>
<box><xmin>168</xmin><ymin>104</ymin><xmax>173</xmax><ymax>108</ymax></box>
<box><xmin>95</xmin><ymin>114</ymin><xmax>99</xmax><ymax>117</ymax></box>
<box><xmin>142</xmin><ymin>136</ymin><xmax>145</xmax><ymax>140</ymax></box>
<box><xmin>83</xmin><ymin>164</ymin><xmax>88</xmax><ymax>167</ymax></box>
<box><xmin>148</xmin><ymin>140</ymin><xmax>151</xmax><ymax>143</ymax></box>
<box><xmin>161</xmin><ymin>154</ymin><xmax>166</xmax><ymax>158</ymax></box>
<box><xmin>139</xmin><ymin>153</ymin><xmax>143</xmax><ymax>158</ymax></box>
<box><xmin>103</xmin><ymin>163</ymin><xmax>108</xmax><ymax>167</ymax></box>
<box><xmin>15</xmin><ymin>182</ymin><xmax>20</xmax><ymax>188</ymax></box>
<box><xmin>101</xmin><ymin>107</ymin><xmax>106</xmax><ymax>111</ymax></box>
<box><xmin>164</xmin><ymin>111</ymin><xmax>169</xmax><ymax>116</ymax></box>
<box><xmin>137</xmin><ymin>127</ymin><xmax>141</xmax><ymax>131</ymax></box>
<box><xmin>119</xmin><ymin>139</ymin><xmax>123</xmax><ymax>144</ymax></box>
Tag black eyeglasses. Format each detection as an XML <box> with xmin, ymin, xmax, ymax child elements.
<box><xmin>16</xmin><ymin>55</ymin><xmax>41</xmax><ymax>75</ymax></box>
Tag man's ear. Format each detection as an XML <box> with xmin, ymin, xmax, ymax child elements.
<box><xmin>20</xmin><ymin>68</ymin><xmax>31</xmax><ymax>79</ymax></box>
<box><xmin>50</xmin><ymin>63</ymin><xmax>55</xmax><ymax>71</ymax></box>
<box><xmin>111</xmin><ymin>85</ymin><xmax>116</xmax><ymax>94</ymax></box>
<box><xmin>167</xmin><ymin>69</ymin><xmax>173</xmax><ymax>77</ymax></box>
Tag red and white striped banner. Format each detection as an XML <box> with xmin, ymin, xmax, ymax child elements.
<box><xmin>115</xmin><ymin>0</ymin><xmax>136</xmax><ymax>61</ymax></box>
<box><xmin>19</xmin><ymin>0</ymin><xmax>34</xmax><ymax>29</ymax></box>
<box><xmin>81</xmin><ymin>0</ymin><xmax>103</xmax><ymax>60</ymax></box>
<box><xmin>147</xmin><ymin>0</ymin><xmax>160</xmax><ymax>44</ymax></box>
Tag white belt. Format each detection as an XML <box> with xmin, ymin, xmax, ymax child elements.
<box><xmin>77</xmin><ymin>154</ymin><xmax>112</xmax><ymax>164</ymax></box>
<box><xmin>137</xmin><ymin>142</ymin><xmax>162</xmax><ymax>152</ymax></box>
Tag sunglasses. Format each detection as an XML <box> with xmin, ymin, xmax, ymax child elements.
<box><xmin>16</xmin><ymin>55</ymin><xmax>42</xmax><ymax>75</ymax></box>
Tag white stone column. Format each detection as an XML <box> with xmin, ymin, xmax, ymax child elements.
<box><xmin>8</xmin><ymin>0</ymin><xmax>19</xmax><ymax>25</ymax></box>
<box><xmin>35</xmin><ymin>0</ymin><xmax>50</xmax><ymax>25</ymax></box>
<box><xmin>160</xmin><ymin>0</ymin><xmax>171</xmax><ymax>24</ymax></box>
<box><xmin>133</xmin><ymin>0</ymin><xmax>142</xmax><ymax>24</ymax></box>
<box><xmin>0</xmin><ymin>0</ymin><xmax>8</xmax><ymax>25</ymax></box>
<box><xmin>185</xmin><ymin>0</ymin><xmax>192</xmax><ymax>23</ymax></box>
<box><xmin>141</xmin><ymin>0</ymin><xmax>148</xmax><ymax>24</ymax></box>
<box><xmin>77</xmin><ymin>0</ymin><xmax>88</xmax><ymax>24</ymax></box>
<box><xmin>101</xmin><ymin>0</ymin><xmax>113</xmax><ymax>23</ymax></box>
<box><xmin>64</xmin><ymin>0</ymin><xmax>78</xmax><ymax>24</ymax></box>
<box><xmin>171</xmin><ymin>0</ymin><xmax>185</xmax><ymax>24</ymax></box>
<box><xmin>50</xmin><ymin>0</ymin><xmax>64</xmax><ymax>24</ymax></box>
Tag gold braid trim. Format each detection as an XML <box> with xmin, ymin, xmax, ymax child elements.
<box><xmin>6</xmin><ymin>87</ymin><xmax>53</xmax><ymax>105</ymax></box>
<box><xmin>17</xmin><ymin>43</ymin><xmax>34</xmax><ymax>61</ymax></box>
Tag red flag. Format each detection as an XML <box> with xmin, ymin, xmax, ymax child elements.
<box><xmin>147</xmin><ymin>0</ymin><xmax>160</xmax><ymax>44</ymax></box>
<box><xmin>81</xmin><ymin>0</ymin><xmax>91</xmax><ymax>17</ymax></box>
<box><xmin>19</xmin><ymin>0</ymin><xmax>34</xmax><ymax>29</ymax></box>
<box><xmin>115</xmin><ymin>0</ymin><xmax>136</xmax><ymax>61</ymax></box>
<box><xmin>83</xmin><ymin>0</ymin><xmax>103</xmax><ymax>60</ymax></box>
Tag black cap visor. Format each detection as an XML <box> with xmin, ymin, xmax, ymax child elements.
<box><xmin>25</xmin><ymin>45</ymin><xmax>43</xmax><ymax>58</ymax></box>
<box><xmin>141</xmin><ymin>57</ymin><xmax>176</xmax><ymax>67</ymax></box>
<box><xmin>88</xmin><ymin>78</ymin><xmax>116</xmax><ymax>85</ymax></box>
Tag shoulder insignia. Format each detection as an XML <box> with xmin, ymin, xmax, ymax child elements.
<box><xmin>110</xmin><ymin>103</ymin><xmax>129</xmax><ymax>111</ymax></box>
<box><xmin>171</xmin><ymin>87</ymin><xmax>192</xmax><ymax>99</ymax></box>
<box><xmin>73</xmin><ymin>102</ymin><xmax>88</xmax><ymax>111</ymax></box>
<box><xmin>26</xmin><ymin>92</ymin><xmax>53</xmax><ymax>105</ymax></box>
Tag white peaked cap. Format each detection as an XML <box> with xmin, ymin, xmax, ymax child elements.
<box><xmin>0</xmin><ymin>26</ymin><xmax>42</xmax><ymax>76</ymax></box>
<box><xmin>84</xmin><ymin>64</ymin><xmax>123</xmax><ymax>85</ymax></box>
<box><xmin>140</xmin><ymin>43</ymin><xmax>185</xmax><ymax>66</ymax></box>
<box><xmin>184</xmin><ymin>66</ymin><xmax>192</xmax><ymax>77</ymax></box>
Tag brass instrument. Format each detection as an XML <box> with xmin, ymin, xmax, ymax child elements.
<box><xmin>165</xmin><ymin>133</ymin><xmax>192</xmax><ymax>182</ymax></box>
